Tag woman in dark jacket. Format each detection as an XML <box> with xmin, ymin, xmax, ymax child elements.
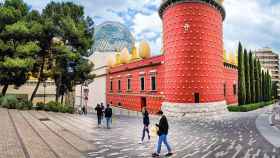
<box><xmin>139</xmin><ymin>107</ymin><xmax>150</xmax><ymax>144</ymax></box>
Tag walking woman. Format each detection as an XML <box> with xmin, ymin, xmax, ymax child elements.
<box><xmin>139</xmin><ymin>107</ymin><xmax>150</xmax><ymax>144</ymax></box>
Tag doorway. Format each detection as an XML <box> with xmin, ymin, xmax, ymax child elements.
<box><xmin>141</xmin><ymin>97</ymin><xmax>147</xmax><ymax>110</ymax></box>
<box><xmin>194</xmin><ymin>93</ymin><xmax>200</xmax><ymax>103</ymax></box>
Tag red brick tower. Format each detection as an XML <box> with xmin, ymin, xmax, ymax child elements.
<box><xmin>159</xmin><ymin>0</ymin><xmax>227</xmax><ymax>115</ymax></box>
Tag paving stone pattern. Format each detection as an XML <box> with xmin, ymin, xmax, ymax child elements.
<box><xmin>0</xmin><ymin>108</ymin><xmax>279</xmax><ymax>158</ymax></box>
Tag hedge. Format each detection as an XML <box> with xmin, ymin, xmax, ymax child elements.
<box><xmin>0</xmin><ymin>95</ymin><xmax>74</xmax><ymax>114</ymax></box>
<box><xmin>228</xmin><ymin>100</ymin><xmax>275</xmax><ymax>112</ymax></box>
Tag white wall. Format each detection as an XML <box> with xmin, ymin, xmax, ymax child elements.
<box><xmin>75</xmin><ymin>51</ymin><xmax>116</xmax><ymax>111</ymax></box>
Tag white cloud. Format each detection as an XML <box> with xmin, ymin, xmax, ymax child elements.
<box><xmin>223</xmin><ymin>0</ymin><xmax>280</xmax><ymax>53</ymax></box>
<box><xmin>23</xmin><ymin>0</ymin><xmax>280</xmax><ymax>54</ymax></box>
<box><xmin>133</xmin><ymin>12</ymin><xmax>162</xmax><ymax>35</ymax></box>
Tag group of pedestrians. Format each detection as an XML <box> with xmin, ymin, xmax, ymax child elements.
<box><xmin>94</xmin><ymin>103</ymin><xmax>173</xmax><ymax>157</ymax></box>
<box><xmin>140</xmin><ymin>107</ymin><xmax>173</xmax><ymax>157</ymax></box>
<box><xmin>95</xmin><ymin>103</ymin><xmax>113</xmax><ymax>129</ymax></box>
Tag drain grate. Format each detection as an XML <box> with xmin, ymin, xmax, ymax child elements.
<box><xmin>39</xmin><ymin>118</ymin><xmax>50</xmax><ymax>121</ymax></box>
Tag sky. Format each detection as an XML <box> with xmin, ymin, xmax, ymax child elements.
<box><xmin>23</xmin><ymin>0</ymin><xmax>280</xmax><ymax>55</ymax></box>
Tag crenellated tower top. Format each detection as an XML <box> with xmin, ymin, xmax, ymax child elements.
<box><xmin>159</xmin><ymin>0</ymin><xmax>226</xmax><ymax>20</ymax></box>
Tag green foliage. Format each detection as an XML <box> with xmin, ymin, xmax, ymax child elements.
<box><xmin>16</xmin><ymin>42</ymin><xmax>41</xmax><ymax>57</ymax></box>
<box><xmin>45</xmin><ymin>101</ymin><xmax>74</xmax><ymax>113</ymax></box>
<box><xmin>244</xmin><ymin>49</ymin><xmax>251</xmax><ymax>104</ymax></box>
<box><xmin>238</xmin><ymin>42</ymin><xmax>246</xmax><ymax>105</ymax></box>
<box><xmin>0</xmin><ymin>0</ymin><xmax>39</xmax><ymax>96</ymax></box>
<box><xmin>2</xmin><ymin>57</ymin><xmax>34</xmax><ymax>68</ymax></box>
<box><xmin>249</xmin><ymin>51</ymin><xmax>256</xmax><ymax>103</ymax></box>
<box><xmin>16</xmin><ymin>100</ymin><xmax>33</xmax><ymax>110</ymax></box>
<box><xmin>228</xmin><ymin>100</ymin><xmax>275</xmax><ymax>112</ymax></box>
<box><xmin>0</xmin><ymin>95</ymin><xmax>18</xmax><ymax>109</ymax></box>
<box><xmin>254</xmin><ymin>59</ymin><xmax>260</xmax><ymax>102</ymax></box>
<box><xmin>5</xmin><ymin>20</ymin><xmax>29</xmax><ymax>38</ymax></box>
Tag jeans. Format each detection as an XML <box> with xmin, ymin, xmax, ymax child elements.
<box><xmin>141</xmin><ymin>125</ymin><xmax>150</xmax><ymax>141</ymax></box>
<box><xmin>157</xmin><ymin>135</ymin><xmax>171</xmax><ymax>154</ymax></box>
<box><xmin>97</xmin><ymin>115</ymin><xmax>102</xmax><ymax>125</ymax></box>
<box><xmin>106</xmin><ymin>117</ymin><xmax>112</xmax><ymax>128</ymax></box>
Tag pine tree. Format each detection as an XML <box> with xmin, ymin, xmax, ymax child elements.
<box><xmin>249</xmin><ymin>51</ymin><xmax>255</xmax><ymax>103</ymax></box>
<box><xmin>238</xmin><ymin>42</ymin><xmax>246</xmax><ymax>105</ymax></box>
<box><xmin>244</xmin><ymin>49</ymin><xmax>251</xmax><ymax>104</ymax></box>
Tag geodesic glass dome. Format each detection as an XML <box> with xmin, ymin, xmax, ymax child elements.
<box><xmin>92</xmin><ymin>21</ymin><xmax>135</xmax><ymax>52</ymax></box>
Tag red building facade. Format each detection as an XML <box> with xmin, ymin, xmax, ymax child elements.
<box><xmin>106</xmin><ymin>56</ymin><xmax>237</xmax><ymax>113</ymax></box>
<box><xmin>106</xmin><ymin>0</ymin><xmax>238</xmax><ymax>114</ymax></box>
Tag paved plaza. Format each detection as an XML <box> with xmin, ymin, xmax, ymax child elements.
<box><xmin>0</xmin><ymin>105</ymin><xmax>280</xmax><ymax>158</ymax></box>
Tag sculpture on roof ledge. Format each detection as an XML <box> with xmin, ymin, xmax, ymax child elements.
<box><xmin>120</xmin><ymin>48</ymin><xmax>130</xmax><ymax>64</ymax></box>
<box><xmin>106</xmin><ymin>54</ymin><xmax>116</xmax><ymax>67</ymax></box>
<box><xmin>139</xmin><ymin>40</ymin><xmax>151</xmax><ymax>59</ymax></box>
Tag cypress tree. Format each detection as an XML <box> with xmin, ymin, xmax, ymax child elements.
<box><xmin>261</xmin><ymin>71</ymin><xmax>265</xmax><ymax>101</ymax></box>
<box><xmin>244</xmin><ymin>49</ymin><xmax>251</xmax><ymax>104</ymax></box>
<box><xmin>238</xmin><ymin>42</ymin><xmax>246</xmax><ymax>105</ymax></box>
<box><xmin>268</xmin><ymin>72</ymin><xmax>272</xmax><ymax>101</ymax></box>
<box><xmin>249</xmin><ymin>51</ymin><xmax>255</xmax><ymax>103</ymax></box>
<box><xmin>258</xmin><ymin>60</ymin><xmax>262</xmax><ymax>102</ymax></box>
<box><xmin>254</xmin><ymin>59</ymin><xmax>260</xmax><ymax>102</ymax></box>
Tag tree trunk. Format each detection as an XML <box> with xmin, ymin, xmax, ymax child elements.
<box><xmin>30</xmin><ymin>57</ymin><xmax>45</xmax><ymax>102</ymax></box>
<box><xmin>2</xmin><ymin>84</ymin><xmax>9</xmax><ymax>96</ymax></box>
<box><xmin>61</xmin><ymin>94</ymin><xmax>64</xmax><ymax>105</ymax></box>
<box><xmin>55</xmin><ymin>74</ymin><xmax>62</xmax><ymax>103</ymax></box>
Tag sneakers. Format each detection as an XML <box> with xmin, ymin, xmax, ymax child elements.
<box><xmin>165</xmin><ymin>152</ymin><xmax>173</xmax><ymax>157</ymax></box>
<box><xmin>138</xmin><ymin>141</ymin><xmax>143</xmax><ymax>144</ymax></box>
<box><xmin>152</xmin><ymin>153</ymin><xmax>159</xmax><ymax>157</ymax></box>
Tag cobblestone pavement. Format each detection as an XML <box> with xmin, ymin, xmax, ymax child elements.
<box><xmin>0</xmin><ymin>107</ymin><xmax>279</xmax><ymax>158</ymax></box>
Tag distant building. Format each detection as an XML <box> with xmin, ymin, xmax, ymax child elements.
<box><xmin>254</xmin><ymin>48</ymin><xmax>280</xmax><ymax>97</ymax></box>
<box><xmin>0</xmin><ymin>79</ymin><xmax>56</xmax><ymax>104</ymax></box>
<box><xmin>75</xmin><ymin>21</ymin><xmax>135</xmax><ymax>111</ymax></box>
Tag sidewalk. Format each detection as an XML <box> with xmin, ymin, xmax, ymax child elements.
<box><xmin>256</xmin><ymin>104</ymin><xmax>280</xmax><ymax>148</ymax></box>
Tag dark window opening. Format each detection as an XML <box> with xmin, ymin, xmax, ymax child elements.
<box><xmin>140</xmin><ymin>77</ymin><xmax>145</xmax><ymax>91</ymax></box>
<box><xmin>118</xmin><ymin>80</ymin><xmax>121</xmax><ymax>92</ymax></box>
<box><xmin>127</xmin><ymin>78</ymin><xmax>131</xmax><ymax>91</ymax></box>
<box><xmin>151</xmin><ymin>76</ymin><xmax>156</xmax><ymax>91</ymax></box>
<box><xmin>110</xmin><ymin>80</ymin><xmax>113</xmax><ymax>91</ymax></box>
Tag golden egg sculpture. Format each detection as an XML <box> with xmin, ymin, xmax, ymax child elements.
<box><xmin>120</xmin><ymin>48</ymin><xmax>130</xmax><ymax>64</ymax></box>
<box><xmin>139</xmin><ymin>40</ymin><xmax>151</xmax><ymax>59</ymax></box>
<box><xmin>131</xmin><ymin>46</ymin><xmax>139</xmax><ymax>60</ymax></box>
<box><xmin>106</xmin><ymin>54</ymin><xmax>116</xmax><ymax>67</ymax></box>
<box><xmin>115</xmin><ymin>52</ymin><xmax>121</xmax><ymax>65</ymax></box>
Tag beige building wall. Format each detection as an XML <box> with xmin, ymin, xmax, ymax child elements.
<box><xmin>0</xmin><ymin>80</ymin><xmax>56</xmax><ymax>103</ymax></box>
<box><xmin>254</xmin><ymin>48</ymin><xmax>280</xmax><ymax>96</ymax></box>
